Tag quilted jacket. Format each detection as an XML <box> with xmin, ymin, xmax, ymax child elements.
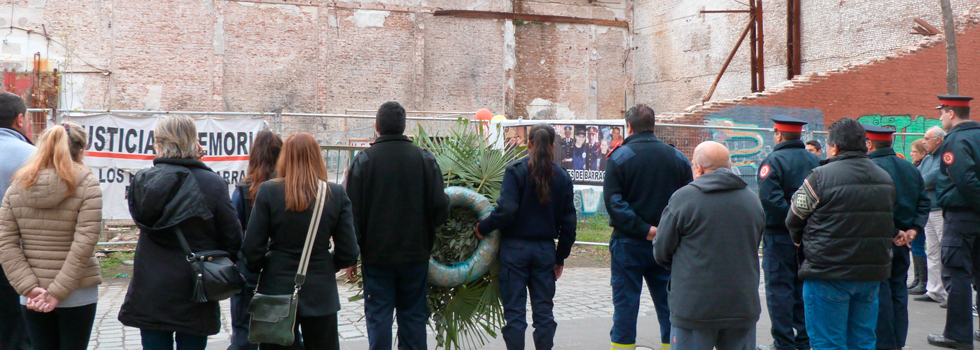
<box><xmin>0</xmin><ymin>163</ymin><xmax>103</xmax><ymax>301</ymax></box>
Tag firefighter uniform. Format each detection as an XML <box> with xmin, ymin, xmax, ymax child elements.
<box><xmin>758</xmin><ymin>116</ymin><xmax>820</xmax><ymax>350</ymax></box>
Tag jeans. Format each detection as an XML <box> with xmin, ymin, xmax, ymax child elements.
<box><xmin>141</xmin><ymin>329</ymin><xmax>208</xmax><ymax>350</ymax></box>
<box><xmin>498</xmin><ymin>239</ymin><xmax>558</xmax><ymax>350</ymax></box>
<box><xmin>259</xmin><ymin>314</ymin><xmax>338</xmax><ymax>350</ymax></box>
<box><xmin>670</xmin><ymin>326</ymin><xmax>756</xmax><ymax>350</ymax></box>
<box><xmin>362</xmin><ymin>261</ymin><xmax>429</xmax><ymax>350</ymax></box>
<box><xmin>609</xmin><ymin>238</ymin><xmax>671</xmax><ymax>349</ymax></box>
<box><xmin>22</xmin><ymin>303</ymin><xmax>96</xmax><ymax>350</ymax></box>
<box><xmin>803</xmin><ymin>279</ymin><xmax>879</xmax><ymax>350</ymax></box>
<box><xmin>875</xmin><ymin>245</ymin><xmax>909</xmax><ymax>349</ymax></box>
<box><xmin>0</xmin><ymin>273</ymin><xmax>30</xmax><ymax>350</ymax></box>
<box><xmin>762</xmin><ymin>234</ymin><xmax>808</xmax><ymax>350</ymax></box>
<box><xmin>229</xmin><ymin>260</ymin><xmax>260</xmax><ymax>350</ymax></box>
<box><xmin>925</xmin><ymin>210</ymin><xmax>948</xmax><ymax>302</ymax></box>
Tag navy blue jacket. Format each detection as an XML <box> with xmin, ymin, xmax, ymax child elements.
<box><xmin>758</xmin><ymin>140</ymin><xmax>820</xmax><ymax>234</ymax></box>
<box><xmin>603</xmin><ymin>132</ymin><xmax>693</xmax><ymax>240</ymax></box>
<box><xmin>937</xmin><ymin>121</ymin><xmax>980</xmax><ymax>214</ymax></box>
<box><xmin>478</xmin><ymin>158</ymin><xmax>577</xmax><ymax>265</ymax></box>
<box><xmin>869</xmin><ymin>148</ymin><xmax>930</xmax><ymax>235</ymax></box>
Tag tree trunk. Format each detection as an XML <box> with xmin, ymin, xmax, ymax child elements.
<box><xmin>941</xmin><ymin>0</ymin><xmax>958</xmax><ymax>94</ymax></box>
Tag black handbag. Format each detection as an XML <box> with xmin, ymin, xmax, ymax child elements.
<box><xmin>248</xmin><ymin>181</ymin><xmax>327</xmax><ymax>346</ymax></box>
<box><xmin>175</xmin><ymin>225</ymin><xmax>245</xmax><ymax>303</ymax></box>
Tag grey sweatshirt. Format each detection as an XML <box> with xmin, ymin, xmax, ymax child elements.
<box><xmin>653</xmin><ymin>168</ymin><xmax>765</xmax><ymax>330</ymax></box>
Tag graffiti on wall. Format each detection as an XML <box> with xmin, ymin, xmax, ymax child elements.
<box><xmin>856</xmin><ymin>115</ymin><xmax>940</xmax><ymax>160</ymax></box>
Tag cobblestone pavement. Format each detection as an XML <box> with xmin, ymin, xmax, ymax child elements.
<box><xmin>87</xmin><ymin>267</ymin><xmax>762</xmax><ymax>349</ymax></box>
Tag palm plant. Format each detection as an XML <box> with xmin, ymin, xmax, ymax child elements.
<box><xmin>414</xmin><ymin>119</ymin><xmax>526</xmax><ymax>349</ymax></box>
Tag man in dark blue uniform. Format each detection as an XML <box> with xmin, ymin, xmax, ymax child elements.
<box><xmin>605</xmin><ymin>104</ymin><xmax>693</xmax><ymax>350</ymax></box>
<box><xmin>927</xmin><ymin>95</ymin><xmax>980</xmax><ymax>349</ymax></box>
<box><xmin>865</xmin><ymin>125</ymin><xmax>931</xmax><ymax>350</ymax></box>
<box><xmin>758</xmin><ymin>115</ymin><xmax>820</xmax><ymax>350</ymax></box>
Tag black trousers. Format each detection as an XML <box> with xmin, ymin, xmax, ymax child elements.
<box><xmin>941</xmin><ymin>211</ymin><xmax>980</xmax><ymax>343</ymax></box>
<box><xmin>876</xmin><ymin>244</ymin><xmax>910</xmax><ymax>349</ymax></box>
<box><xmin>21</xmin><ymin>303</ymin><xmax>97</xmax><ymax>350</ymax></box>
<box><xmin>0</xmin><ymin>273</ymin><xmax>30</xmax><ymax>350</ymax></box>
<box><xmin>762</xmin><ymin>234</ymin><xmax>809</xmax><ymax>350</ymax></box>
<box><xmin>259</xmin><ymin>314</ymin><xmax>338</xmax><ymax>350</ymax></box>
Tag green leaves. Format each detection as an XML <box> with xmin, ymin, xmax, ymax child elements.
<box><xmin>415</xmin><ymin>119</ymin><xmax>522</xmax><ymax>350</ymax></box>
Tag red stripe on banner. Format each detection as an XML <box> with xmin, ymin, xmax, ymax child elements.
<box><xmin>85</xmin><ymin>152</ymin><xmax>155</xmax><ymax>160</ymax></box>
<box><xmin>85</xmin><ymin>152</ymin><xmax>249</xmax><ymax>162</ymax></box>
<box><xmin>201</xmin><ymin>156</ymin><xmax>249</xmax><ymax>161</ymax></box>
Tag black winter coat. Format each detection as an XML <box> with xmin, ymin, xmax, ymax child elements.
<box><xmin>786</xmin><ymin>151</ymin><xmax>895</xmax><ymax>282</ymax></box>
<box><xmin>119</xmin><ymin>158</ymin><xmax>243</xmax><ymax>336</ymax></box>
<box><xmin>242</xmin><ymin>181</ymin><xmax>359</xmax><ymax>316</ymax></box>
<box><xmin>345</xmin><ymin>135</ymin><xmax>449</xmax><ymax>266</ymax></box>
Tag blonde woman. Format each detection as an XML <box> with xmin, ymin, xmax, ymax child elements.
<box><xmin>0</xmin><ymin>122</ymin><xmax>103</xmax><ymax>350</ymax></box>
<box><xmin>118</xmin><ymin>115</ymin><xmax>242</xmax><ymax>350</ymax></box>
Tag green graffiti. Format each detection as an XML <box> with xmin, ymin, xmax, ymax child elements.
<box><xmin>856</xmin><ymin>115</ymin><xmax>941</xmax><ymax>160</ymax></box>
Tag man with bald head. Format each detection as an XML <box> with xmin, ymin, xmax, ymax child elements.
<box><xmin>654</xmin><ymin>142</ymin><xmax>766</xmax><ymax>350</ymax></box>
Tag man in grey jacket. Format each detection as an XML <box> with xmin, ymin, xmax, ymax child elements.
<box><xmin>914</xmin><ymin>126</ymin><xmax>948</xmax><ymax>305</ymax></box>
<box><xmin>0</xmin><ymin>92</ymin><xmax>35</xmax><ymax>350</ymax></box>
<box><xmin>654</xmin><ymin>141</ymin><xmax>766</xmax><ymax>350</ymax></box>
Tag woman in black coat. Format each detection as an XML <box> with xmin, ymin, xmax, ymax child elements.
<box><xmin>242</xmin><ymin>132</ymin><xmax>359</xmax><ymax>350</ymax></box>
<box><xmin>119</xmin><ymin>115</ymin><xmax>243</xmax><ymax>350</ymax></box>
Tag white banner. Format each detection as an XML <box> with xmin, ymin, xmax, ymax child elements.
<box><xmin>67</xmin><ymin>114</ymin><xmax>268</xmax><ymax>220</ymax></box>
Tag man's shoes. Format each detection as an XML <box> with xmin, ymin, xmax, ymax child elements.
<box><xmin>927</xmin><ymin>334</ymin><xmax>974</xmax><ymax>349</ymax></box>
<box><xmin>910</xmin><ymin>284</ymin><xmax>927</xmax><ymax>295</ymax></box>
<box><xmin>941</xmin><ymin>300</ymin><xmax>948</xmax><ymax>308</ymax></box>
<box><xmin>757</xmin><ymin>344</ymin><xmax>776</xmax><ymax>350</ymax></box>
<box><xmin>975</xmin><ymin>330</ymin><xmax>980</xmax><ymax>342</ymax></box>
<box><xmin>974</xmin><ymin>305</ymin><xmax>978</xmax><ymax>317</ymax></box>
<box><xmin>914</xmin><ymin>295</ymin><xmax>940</xmax><ymax>302</ymax></box>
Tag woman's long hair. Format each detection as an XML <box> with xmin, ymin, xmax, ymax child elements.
<box><xmin>528</xmin><ymin>124</ymin><xmax>556</xmax><ymax>204</ymax></box>
<box><xmin>14</xmin><ymin>122</ymin><xmax>88</xmax><ymax>197</ymax></box>
<box><xmin>246</xmin><ymin>130</ymin><xmax>283</xmax><ymax>203</ymax></box>
<box><xmin>276</xmin><ymin>132</ymin><xmax>329</xmax><ymax>212</ymax></box>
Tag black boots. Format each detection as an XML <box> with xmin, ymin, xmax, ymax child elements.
<box><xmin>909</xmin><ymin>256</ymin><xmax>928</xmax><ymax>295</ymax></box>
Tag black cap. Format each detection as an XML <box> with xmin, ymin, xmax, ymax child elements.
<box><xmin>576</xmin><ymin>129</ymin><xmax>586</xmax><ymax>136</ymax></box>
<box><xmin>862</xmin><ymin>124</ymin><xmax>895</xmax><ymax>141</ymax></box>
<box><xmin>936</xmin><ymin>95</ymin><xmax>974</xmax><ymax>109</ymax></box>
<box><xmin>772</xmin><ymin>115</ymin><xmax>807</xmax><ymax>132</ymax></box>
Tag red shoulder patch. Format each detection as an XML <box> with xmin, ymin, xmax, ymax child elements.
<box><xmin>606</xmin><ymin>145</ymin><xmax>620</xmax><ymax>158</ymax></box>
<box><xmin>943</xmin><ymin>152</ymin><xmax>955</xmax><ymax>165</ymax></box>
<box><xmin>759</xmin><ymin>164</ymin><xmax>771</xmax><ymax>178</ymax></box>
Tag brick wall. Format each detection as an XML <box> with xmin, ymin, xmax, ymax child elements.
<box><xmin>634</xmin><ymin>0</ymin><xmax>980</xmax><ymax>114</ymax></box>
<box><xmin>676</xmin><ymin>11</ymin><xmax>980</xmax><ymax>127</ymax></box>
<box><xmin>0</xmin><ymin>0</ymin><xmax>631</xmax><ymax>138</ymax></box>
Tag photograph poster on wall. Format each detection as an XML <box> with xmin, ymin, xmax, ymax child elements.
<box><xmin>500</xmin><ymin>121</ymin><xmax>625</xmax><ymax>185</ymax></box>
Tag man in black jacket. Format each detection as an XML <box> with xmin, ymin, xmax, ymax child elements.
<box><xmin>927</xmin><ymin>95</ymin><xmax>980</xmax><ymax>349</ymax></box>
<box><xmin>345</xmin><ymin>101</ymin><xmax>450</xmax><ymax>350</ymax></box>
<box><xmin>654</xmin><ymin>141</ymin><xmax>765</xmax><ymax>350</ymax></box>
<box><xmin>786</xmin><ymin>117</ymin><xmax>895</xmax><ymax>350</ymax></box>
<box><xmin>864</xmin><ymin>124</ymin><xmax>930</xmax><ymax>350</ymax></box>
<box><xmin>604</xmin><ymin>104</ymin><xmax>693</xmax><ymax>350</ymax></box>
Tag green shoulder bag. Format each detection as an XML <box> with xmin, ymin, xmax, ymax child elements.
<box><xmin>247</xmin><ymin>181</ymin><xmax>327</xmax><ymax>346</ymax></box>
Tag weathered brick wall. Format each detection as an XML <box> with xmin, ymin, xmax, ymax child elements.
<box><xmin>678</xmin><ymin>14</ymin><xmax>980</xmax><ymax>127</ymax></box>
<box><xmin>634</xmin><ymin>0</ymin><xmax>980</xmax><ymax>114</ymax></box>
<box><xmin>0</xmin><ymin>0</ymin><xmax>631</xmax><ymax>138</ymax></box>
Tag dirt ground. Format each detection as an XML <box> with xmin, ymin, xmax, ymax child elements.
<box><xmin>563</xmin><ymin>245</ymin><xmax>611</xmax><ymax>268</ymax></box>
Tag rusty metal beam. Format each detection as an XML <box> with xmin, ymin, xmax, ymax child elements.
<box><xmin>787</xmin><ymin>0</ymin><xmax>802</xmax><ymax>79</ymax></box>
<box><xmin>701</xmin><ymin>10</ymin><xmax>751</xmax><ymax>14</ymax></box>
<box><xmin>753</xmin><ymin>0</ymin><xmax>765</xmax><ymax>92</ymax></box>
<box><xmin>433</xmin><ymin>10</ymin><xmax>629</xmax><ymax>28</ymax></box>
<box><xmin>704</xmin><ymin>14</ymin><xmax>756</xmax><ymax>103</ymax></box>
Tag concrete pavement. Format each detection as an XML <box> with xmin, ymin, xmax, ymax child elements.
<box><xmin>83</xmin><ymin>267</ymin><xmax>967</xmax><ymax>350</ymax></box>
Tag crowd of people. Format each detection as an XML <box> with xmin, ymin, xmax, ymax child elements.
<box><xmin>1</xmin><ymin>91</ymin><xmax>979</xmax><ymax>350</ymax></box>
